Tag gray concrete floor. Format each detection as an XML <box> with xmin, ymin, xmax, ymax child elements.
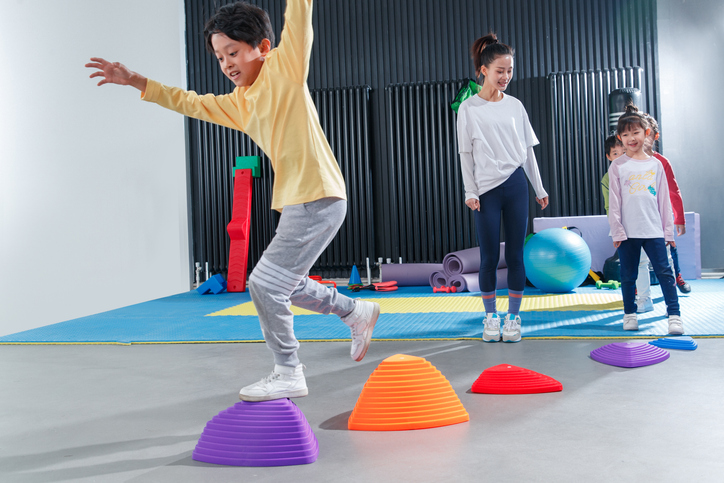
<box><xmin>2</xmin><ymin>338</ymin><xmax>724</xmax><ymax>482</ymax></box>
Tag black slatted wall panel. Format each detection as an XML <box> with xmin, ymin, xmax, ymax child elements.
<box><xmin>184</xmin><ymin>0</ymin><xmax>659</xmax><ymax>273</ymax></box>
<box><xmin>548</xmin><ymin>67</ymin><xmax>644</xmax><ymax>218</ymax></box>
<box><xmin>385</xmin><ymin>80</ymin><xmax>476</xmax><ymax>264</ymax></box>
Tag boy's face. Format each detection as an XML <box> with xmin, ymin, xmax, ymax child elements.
<box><xmin>211</xmin><ymin>33</ymin><xmax>270</xmax><ymax>87</ymax></box>
<box><xmin>606</xmin><ymin>145</ymin><xmax>625</xmax><ymax>162</ymax></box>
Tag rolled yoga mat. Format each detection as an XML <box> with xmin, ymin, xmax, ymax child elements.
<box><xmin>442</xmin><ymin>244</ymin><xmax>506</xmax><ymax>275</ymax></box>
<box><xmin>447</xmin><ymin>268</ymin><xmax>509</xmax><ymax>293</ymax></box>
<box><xmin>429</xmin><ymin>271</ymin><xmax>449</xmax><ymax>289</ymax></box>
<box><xmin>380</xmin><ymin>263</ymin><xmax>444</xmax><ymax>286</ymax></box>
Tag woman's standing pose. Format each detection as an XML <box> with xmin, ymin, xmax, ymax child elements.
<box><xmin>456</xmin><ymin>33</ymin><xmax>549</xmax><ymax>343</ymax></box>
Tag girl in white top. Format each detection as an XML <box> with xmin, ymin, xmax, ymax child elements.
<box><xmin>608</xmin><ymin>104</ymin><xmax>682</xmax><ymax>334</ymax></box>
<box><xmin>457</xmin><ymin>33</ymin><xmax>549</xmax><ymax>343</ymax></box>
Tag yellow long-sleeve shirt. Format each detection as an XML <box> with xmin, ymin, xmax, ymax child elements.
<box><xmin>141</xmin><ymin>0</ymin><xmax>346</xmax><ymax>212</ymax></box>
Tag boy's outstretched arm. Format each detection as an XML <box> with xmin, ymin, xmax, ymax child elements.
<box><xmin>85</xmin><ymin>57</ymin><xmax>148</xmax><ymax>92</ymax></box>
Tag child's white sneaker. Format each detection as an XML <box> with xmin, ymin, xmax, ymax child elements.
<box><xmin>342</xmin><ymin>299</ymin><xmax>380</xmax><ymax>361</ymax></box>
<box><xmin>636</xmin><ymin>296</ymin><xmax>654</xmax><ymax>313</ymax></box>
<box><xmin>623</xmin><ymin>313</ymin><xmax>638</xmax><ymax>330</ymax></box>
<box><xmin>668</xmin><ymin>315</ymin><xmax>684</xmax><ymax>335</ymax></box>
<box><xmin>482</xmin><ymin>313</ymin><xmax>501</xmax><ymax>342</ymax></box>
<box><xmin>502</xmin><ymin>314</ymin><xmax>522</xmax><ymax>343</ymax></box>
<box><xmin>239</xmin><ymin>364</ymin><xmax>308</xmax><ymax>402</ymax></box>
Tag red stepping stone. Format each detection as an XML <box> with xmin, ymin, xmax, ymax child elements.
<box><xmin>471</xmin><ymin>364</ymin><xmax>563</xmax><ymax>394</ymax></box>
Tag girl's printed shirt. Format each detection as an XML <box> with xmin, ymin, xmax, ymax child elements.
<box><xmin>608</xmin><ymin>154</ymin><xmax>674</xmax><ymax>242</ymax></box>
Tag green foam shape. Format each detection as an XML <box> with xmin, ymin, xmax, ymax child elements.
<box><xmin>234</xmin><ymin>156</ymin><xmax>261</xmax><ymax>178</ymax></box>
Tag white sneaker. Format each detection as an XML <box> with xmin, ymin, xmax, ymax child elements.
<box><xmin>502</xmin><ymin>314</ymin><xmax>522</xmax><ymax>343</ymax></box>
<box><xmin>636</xmin><ymin>296</ymin><xmax>654</xmax><ymax>313</ymax></box>
<box><xmin>668</xmin><ymin>315</ymin><xmax>684</xmax><ymax>335</ymax></box>
<box><xmin>482</xmin><ymin>313</ymin><xmax>501</xmax><ymax>342</ymax></box>
<box><xmin>239</xmin><ymin>364</ymin><xmax>308</xmax><ymax>402</ymax></box>
<box><xmin>623</xmin><ymin>313</ymin><xmax>638</xmax><ymax>331</ymax></box>
<box><xmin>342</xmin><ymin>299</ymin><xmax>380</xmax><ymax>361</ymax></box>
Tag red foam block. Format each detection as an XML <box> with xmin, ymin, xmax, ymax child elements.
<box><xmin>227</xmin><ymin>169</ymin><xmax>253</xmax><ymax>292</ymax></box>
<box><xmin>471</xmin><ymin>364</ymin><xmax>562</xmax><ymax>394</ymax></box>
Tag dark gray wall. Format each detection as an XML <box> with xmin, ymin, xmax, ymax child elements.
<box><xmin>185</xmin><ymin>0</ymin><xmax>661</xmax><ymax>273</ymax></box>
<box><xmin>657</xmin><ymin>0</ymin><xmax>724</xmax><ymax>269</ymax></box>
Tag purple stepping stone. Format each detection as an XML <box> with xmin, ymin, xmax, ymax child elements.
<box><xmin>649</xmin><ymin>336</ymin><xmax>698</xmax><ymax>351</ymax></box>
<box><xmin>193</xmin><ymin>398</ymin><xmax>318</xmax><ymax>467</ymax></box>
<box><xmin>590</xmin><ymin>342</ymin><xmax>670</xmax><ymax>368</ymax></box>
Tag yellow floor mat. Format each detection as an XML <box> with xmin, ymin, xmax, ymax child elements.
<box><xmin>208</xmin><ymin>293</ymin><xmax>623</xmax><ymax>317</ymax></box>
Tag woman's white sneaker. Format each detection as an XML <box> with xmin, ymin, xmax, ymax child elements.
<box><xmin>482</xmin><ymin>313</ymin><xmax>501</xmax><ymax>342</ymax></box>
<box><xmin>502</xmin><ymin>314</ymin><xmax>522</xmax><ymax>343</ymax></box>
<box><xmin>239</xmin><ymin>364</ymin><xmax>308</xmax><ymax>402</ymax></box>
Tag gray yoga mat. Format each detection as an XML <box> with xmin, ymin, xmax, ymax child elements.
<box><xmin>448</xmin><ymin>268</ymin><xmax>509</xmax><ymax>293</ymax></box>
<box><xmin>429</xmin><ymin>271</ymin><xmax>449</xmax><ymax>289</ymax></box>
<box><xmin>380</xmin><ymin>263</ymin><xmax>444</xmax><ymax>286</ymax></box>
<box><xmin>442</xmin><ymin>243</ymin><xmax>506</xmax><ymax>275</ymax></box>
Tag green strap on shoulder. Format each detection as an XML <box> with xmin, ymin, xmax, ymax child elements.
<box><xmin>450</xmin><ymin>79</ymin><xmax>482</xmax><ymax>113</ymax></box>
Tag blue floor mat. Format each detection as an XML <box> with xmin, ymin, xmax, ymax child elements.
<box><xmin>1</xmin><ymin>280</ymin><xmax>722</xmax><ymax>344</ymax></box>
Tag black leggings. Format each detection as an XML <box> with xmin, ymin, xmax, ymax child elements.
<box><xmin>474</xmin><ymin>167</ymin><xmax>529</xmax><ymax>293</ymax></box>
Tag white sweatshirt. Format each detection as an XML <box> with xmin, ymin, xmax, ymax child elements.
<box><xmin>607</xmin><ymin>154</ymin><xmax>674</xmax><ymax>242</ymax></box>
<box><xmin>457</xmin><ymin>94</ymin><xmax>548</xmax><ymax>201</ymax></box>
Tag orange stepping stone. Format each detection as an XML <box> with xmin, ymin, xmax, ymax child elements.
<box><xmin>348</xmin><ymin>354</ymin><xmax>469</xmax><ymax>431</ymax></box>
<box><xmin>471</xmin><ymin>364</ymin><xmax>562</xmax><ymax>394</ymax></box>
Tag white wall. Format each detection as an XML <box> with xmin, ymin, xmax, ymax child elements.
<box><xmin>0</xmin><ymin>0</ymin><xmax>191</xmax><ymax>336</ymax></box>
<box><xmin>658</xmin><ymin>0</ymin><xmax>724</xmax><ymax>268</ymax></box>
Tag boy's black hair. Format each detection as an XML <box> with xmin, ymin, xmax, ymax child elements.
<box><xmin>604</xmin><ymin>133</ymin><xmax>623</xmax><ymax>156</ymax></box>
<box><xmin>470</xmin><ymin>32</ymin><xmax>515</xmax><ymax>77</ymax></box>
<box><xmin>616</xmin><ymin>103</ymin><xmax>649</xmax><ymax>135</ymax></box>
<box><xmin>203</xmin><ymin>1</ymin><xmax>275</xmax><ymax>53</ymax></box>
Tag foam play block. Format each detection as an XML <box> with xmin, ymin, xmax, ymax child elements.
<box><xmin>196</xmin><ymin>274</ymin><xmax>227</xmax><ymax>294</ymax></box>
<box><xmin>192</xmin><ymin>399</ymin><xmax>318</xmax><ymax>467</ymax></box>
<box><xmin>533</xmin><ymin>213</ymin><xmax>701</xmax><ymax>279</ymax></box>
<box><xmin>348</xmin><ymin>354</ymin><xmax>469</xmax><ymax>431</ymax></box>
<box><xmin>233</xmin><ymin>155</ymin><xmax>261</xmax><ymax>178</ymax></box>
<box><xmin>227</xmin><ymin>169</ymin><xmax>253</xmax><ymax>292</ymax></box>
<box><xmin>590</xmin><ymin>342</ymin><xmax>670</xmax><ymax>368</ymax></box>
<box><xmin>471</xmin><ymin>364</ymin><xmax>562</xmax><ymax>394</ymax></box>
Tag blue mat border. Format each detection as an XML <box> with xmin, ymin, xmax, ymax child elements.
<box><xmin>2</xmin><ymin>280</ymin><xmax>722</xmax><ymax>344</ymax></box>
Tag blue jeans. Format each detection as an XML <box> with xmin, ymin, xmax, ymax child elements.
<box><xmin>474</xmin><ymin>168</ymin><xmax>528</xmax><ymax>293</ymax></box>
<box><xmin>618</xmin><ymin>238</ymin><xmax>679</xmax><ymax>316</ymax></box>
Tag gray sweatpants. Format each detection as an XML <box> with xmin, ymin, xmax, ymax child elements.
<box><xmin>248</xmin><ymin>197</ymin><xmax>357</xmax><ymax>367</ymax></box>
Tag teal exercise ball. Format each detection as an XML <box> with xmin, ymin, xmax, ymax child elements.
<box><xmin>524</xmin><ymin>228</ymin><xmax>592</xmax><ymax>293</ymax></box>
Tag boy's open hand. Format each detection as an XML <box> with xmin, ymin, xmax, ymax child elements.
<box><xmin>85</xmin><ymin>58</ymin><xmax>147</xmax><ymax>91</ymax></box>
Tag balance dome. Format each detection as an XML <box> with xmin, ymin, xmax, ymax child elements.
<box><xmin>471</xmin><ymin>364</ymin><xmax>562</xmax><ymax>394</ymax></box>
<box><xmin>348</xmin><ymin>354</ymin><xmax>469</xmax><ymax>431</ymax></box>
<box><xmin>192</xmin><ymin>399</ymin><xmax>318</xmax><ymax>467</ymax></box>
<box><xmin>524</xmin><ymin>228</ymin><xmax>592</xmax><ymax>293</ymax></box>
<box><xmin>590</xmin><ymin>342</ymin><xmax>670</xmax><ymax>368</ymax></box>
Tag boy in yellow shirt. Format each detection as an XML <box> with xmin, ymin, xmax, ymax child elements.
<box><xmin>86</xmin><ymin>0</ymin><xmax>379</xmax><ymax>401</ymax></box>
